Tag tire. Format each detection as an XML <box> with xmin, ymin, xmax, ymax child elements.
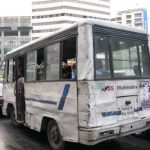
<box><xmin>47</xmin><ymin>120</ymin><xmax>64</xmax><ymax>150</ymax></box>
<box><xmin>10</xmin><ymin>106</ymin><xmax>19</xmax><ymax>127</ymax></box>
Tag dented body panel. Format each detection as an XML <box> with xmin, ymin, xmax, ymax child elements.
<box><xmin>78</xmin><ymin>80</ymin><xmax>150</xmax><ymax>145</ymax></box>
<box><xmin>25</xmin><ymin>82</ymin><xmax>78</xmax><ymax>142</ymax></box>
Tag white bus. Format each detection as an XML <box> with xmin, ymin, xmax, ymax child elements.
<box><xmin>2</xmin><ymin>19</ymin><xmax>150</xmax><ymax>150</ymax></box>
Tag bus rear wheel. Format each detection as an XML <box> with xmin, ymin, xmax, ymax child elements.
<box><xmin>47</xmin><ymin>120</ymin><xmax>64</xmax><ymax>150</ymax></box>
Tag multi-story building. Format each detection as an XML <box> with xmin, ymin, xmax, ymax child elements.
<box><xmin>31</xmin><ymin>0</ymin><xmax>111</xmax><ymax>40</ymax></box>
<box><xmin>0</xmin><ymin>16</ymin><xmax>32</xmax><ymax>62</ymax></box>
<box><xmin>111</xmin><ymin>8</ymin><xmax>148</xmax><ymax>31</ymax></box>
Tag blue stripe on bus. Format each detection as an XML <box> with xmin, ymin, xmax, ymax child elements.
<box><xmin>58</xmin><ymin>84</ymin><xmax>70</xmax><ymax>110</ymax></box>
<box><xmin>25</xmin><ymin>98</ymin><xmax>57</xmax><ymax>105</ymax></box>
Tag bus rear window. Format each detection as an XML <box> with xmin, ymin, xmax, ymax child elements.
<box><xmin>138</xmin><ymin>43</ymin><xmax>150</xmax><ymax>77</ymax></box>
<box><xmin>94</xmin><ymin>35</ymin><xmax>150</xmax><ymax>79</ymax></box>
<box><xmin>94</xmin><ymin>35</ymin><xmax>110</xmax><ymax>79</ymax></box>
<box><xmin>110</xmin><ymin>38</ymin><xmax>139</xmax><ymax>77</ymax></box>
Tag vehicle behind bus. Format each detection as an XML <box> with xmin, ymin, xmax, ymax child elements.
<box><xmin>2</xmin><ymin>20</ymin><xmax>150</xmax><ymax>150</ymax></box>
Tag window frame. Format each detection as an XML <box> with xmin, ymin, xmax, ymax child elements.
<box><xmin>109</xmin><ymin>37</ymin><xmax>141</xmax><ymax>78</ymax></box>
<box><xmin>7</xmin><ymin>58</ymin><xmax>15</xmax><ymax>83</ymax></box>
<box><xmin>93</xmin><ymin>32</ymin><xmax>150</xmax><ymax>80</ymax></box>
<box><xmin>26</xmin><ymin>51</ymin><xmax>37</xmax><ymax>82</ymax></box>
<box><xmin>93</xmin><ymin>34</ymin><xmax>111</xmax><ymax>80</ymax></box>
<box><xmin>45</xmin><ymin>43</ymin><xmax>60</xmax><ymax>81</ymax></box>
<box><xmin>25</xmin><ymin>30</ymin><xmax>77</xmax><ymax>82</ymax></box>
<box><xmin>60</xmin><ymin>36</ymin><xmax>77</xmax><ymax>81</ymax></box>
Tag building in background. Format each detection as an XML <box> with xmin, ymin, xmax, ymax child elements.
<box><xmin>0</xmin><ymin>16</ymin><xmax>32</xmax><ymax>62</ymax></box>
<box><xmin>31</xmin><ymin>0</ymin><xmax>111</xmax><ymax>40</ymax></box>
<box><xmin>111</xmin><ymin>8</ymin><xmax>148</xmax><ymax>31</ymax></box>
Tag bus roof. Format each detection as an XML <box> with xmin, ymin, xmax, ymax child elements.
<box><xmin>6</xmin><ymin>19</ymin><xmax>148</xmax><ymax>58</ymax></box>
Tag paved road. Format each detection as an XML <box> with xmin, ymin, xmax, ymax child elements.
<box><xmin>1</xmin><ymin>117</ymin><xmax>150</xmax><ymax>150</ymax></box>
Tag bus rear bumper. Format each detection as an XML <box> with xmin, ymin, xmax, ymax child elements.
<box><xmin>79</xmin><ymin>119</ymin><xmax>150</xmax><ymax>145</ymax></box>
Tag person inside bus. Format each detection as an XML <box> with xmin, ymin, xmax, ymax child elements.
<box><xmin>96</xmin><ymin>59</ymin><xmax>108</xmax><ymax>77</ymax></box>
<box><xmin>71</xmin><ymin>63</ymin><xmax>77</xmax><ymax>79</ymax></box>
<box><xmin>62</xmin><ymin>62</ymin><xmax>71</xmax><ymax>79</ymax></box>
<box><xmin>37</xmin><ymin>60</ymin><xmax>44</xmax><ymax>80</ymax></box>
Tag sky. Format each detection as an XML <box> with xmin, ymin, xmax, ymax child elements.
<box><xmin>111</xmin><ymin>0</ymin><xmax>149</xmax><ymax>17</ymax></box>
<box><xmin>0</xmin><ymin>0</ymin><xmax>31</xmax><ymax>16</ymax></box>
<box><xmin>0</xmin><ymin>0</ymin><xmax>149</xmax><ymax>16</ymax></box>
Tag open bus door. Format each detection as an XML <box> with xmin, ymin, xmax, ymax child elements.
<box><xmin>15</xmin><ymin>55</ymin><xmax>25</xmax><ymax>123</ymax></box>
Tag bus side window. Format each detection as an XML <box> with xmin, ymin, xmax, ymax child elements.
<box><xmin>26</xmin><ymin>51</ymin><xmax>36</xmax><ymax>81</ymax></box>
<box><xmin>46</xmin><ymin>43</ymin><xmax>60</xmax><ymax>80</ymax></box>
<box><xmin>5</xmin><ymin>60</ymin><xmax>9</xmax><ymax>82</ymax></box>
<box><xmin>37</xmin><ymin>48</ymin><xmax>45</xmax><ymax>80</ymax></box>
<box><xmin>61</xmin><ymin>37</ymin><xmax>77</xmax><ymax>80</ymax></box>
<box><xmin>7</xmin><ymin>59</ymin><xmax>14</xmax><ymax>82</ymax></box>
<box><xmin>13</xmin><ymin>59</ymin><xmax>16</xmax><ymax>82</ymax></box>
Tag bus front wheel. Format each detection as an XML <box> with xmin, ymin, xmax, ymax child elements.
<box><xmin>47</xmin><ymin>120</ymin><xmax>64</xmax><ymax>150</ymax></box>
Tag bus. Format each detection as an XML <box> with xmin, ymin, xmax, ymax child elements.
<box><xmin>2</xmin><ymin>19</ymin><xmax>150</xmax><ymax>150</ymax></box>
<box><xmin>0</xmin><ymin>68</ymin><xmax>4</xmax><ymax>116</ymax></box>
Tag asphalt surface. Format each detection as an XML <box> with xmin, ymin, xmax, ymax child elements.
<box><xmin>1</xmin><ymin>117</ymin><xmax>150</xmax><ymax>150</ymax></box>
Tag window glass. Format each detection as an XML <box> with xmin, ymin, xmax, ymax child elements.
<box><xmin>139</xmin><ymin>42</ymin><xmax>150</xmax><ymax>77</ymax></box>
<box><xmin>94</xmin><ymin>35</ymin><xmax>110</xmax><ymax>78</ymax></box>
<box><xmin>26</xmin><ymin>52</ymin><xmax>36</xmax><ymax>81</ymax></box>
<box><xmin>37</xmin><ymin>48</ymin><xmax>45</xmax><ymax>80</ymax></box>
<box><xmin>110</xmin><ymin>38</ymin><xmax>139</xmax><ymax>77</ymax></box>
<box><xmin>17</xmin><ymin>55</ymin><xmax>25</xmax><ymax>80</ymax></box>
<box><xmin>3</xmin><ymin>61</ymin><xmax>7</xmax><ymax>82</ymax></box>
<box><xmin>8</xmin><ymin>59</ymin><xmax>13</xmax><ymax>82</ymax></box>
<box><xmin>61</xmin><ymin>37</ymin><xmax>76</xmax><ymax>80</ymax></box>
<box><xmin>13</xmin><ymin>59</ymin><xmax>16</xmax><ymax>81</ymax></box>
<box><xmin>6</xmin><ymin>60</ymin><xmax>9</xmax><ymax>82</ymax></box>
<box><xmin>27</xmin><ymin>52</ymin><xmax>36</xmax><ymax>65</ymax></box>
<box><xmin>46</xmin><ymin>43</ymin><xmax>60</xmax><ymax>80</ymax></box>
